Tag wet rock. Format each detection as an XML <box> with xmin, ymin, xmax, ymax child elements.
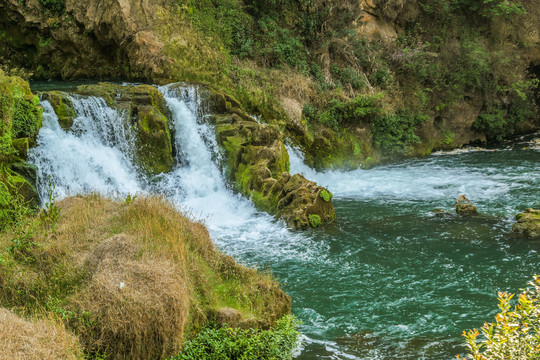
<box><xmin>513</xmin><ymin>209</ymin><xmax>540</xmax><ymax>239</ymax></box>
<box><xmin>74</xmin><ymin>83</ymin><xmax>175</xmax><ymax>176</ymax></box>
<box><xmin>454</xmin><ymin>195</ymin><xmax>477</xmax><ymax>216</ymax></box>
<box><xmin>40</xmin><ymin>91</ymin><xmax>76</xmax><ymax>130</ymax></box>
<box><xmin>190</xmin><ymin>85</ymin><xmax>335</xmax><ymax>229</ymax></box>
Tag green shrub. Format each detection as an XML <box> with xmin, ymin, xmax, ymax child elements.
<box><xmin>11</xmin><ymin>95</ymin><xmax>41</xmax><ymax>139</ymax></box>
<box><xmin>370</xmin><ymin>113</ymin><xmax>428</xmax><ymax>155</ymax></box>
<box><xmin>174</xmin><ymin>315</ymin><xmax>300</xmax><ymax>360</ymax></box>
<box><xmin>460</xmin><ymin>275</ymin><xmax>540</xmax><ymax>360</ymax></box>
<box><xmin>305</xmin><ymin>93</ymin><xmax>384</xmax><ymax>128</ymax></box>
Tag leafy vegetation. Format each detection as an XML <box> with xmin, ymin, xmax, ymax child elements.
<box><xmin>371</xmin><ymin>113</ymin><xmax>429</xmax><ymax>155</ymax></box>
<box><xmin>459</xmin><ymin>275</ymin><xmax>540</xmax><ymax>360</ymax></box>
<box><xmin>38</xmin><ymin>0</ymin><xmax>65</xmax><ymax>15</ymax></box>
<box><xmin>174</xmin><ymin>315</ymin><xmax>300</xmax><ymax>360</ymax></box>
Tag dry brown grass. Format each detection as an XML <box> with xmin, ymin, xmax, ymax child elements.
<box><xmin>0</xmin><ymin>194</ymin><xmax>291</xmax><ymax>359</ymax></box>
<box><xmin>0</xmin><ymin>308</ymin><xmax>83</xmax><ymax>360</ymax></box>
<box><xmin>74</xmin><ymin>234</ymin><xmax>189</xmax><ymax>360</ymax></box>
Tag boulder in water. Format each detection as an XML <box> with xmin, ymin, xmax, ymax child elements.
<box><xmin>513</xmin><ymin>209</ymin><xmax>540</xmax><ymax>238</ymax></box>
<box><xmin>454</xmin><ymin>194</ymin><xmax>478</xmax><ymax>216</ymax></box>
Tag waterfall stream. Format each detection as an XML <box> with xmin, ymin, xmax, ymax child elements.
<box><xmin>29</xmin><ymin>85</ymin><xmax>540</xmax><ymax>359</ymax></box>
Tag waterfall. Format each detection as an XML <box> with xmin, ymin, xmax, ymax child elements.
<box><xmin>30</xmin><ymin>86</ymin><xmax>311</xmax><ymax>261</ymax></box>
<box><xmin>29</xmin><ymin>99</ymin><xmax>142</xmax><ymax>202</ymax></box>
<box><xmin>28</xmin><ymin>84</ymin><xmax>540</xmax><ymax>360</ymax></box>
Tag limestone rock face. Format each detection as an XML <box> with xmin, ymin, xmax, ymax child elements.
<box><xmin>357</xmin><ymin>0</ymin><xmax>420</xmax><ymax>41</ymax></box>
<box><xmin>192</xmin><ymin>85</ymin><xmax>336</xmax><ymax>229</ymax></box>
<box><xmin>513</xmin><ymin>209</ymin><xmax>540</xmax><ymax>239</ymax></box>
<box><xmin>0</xmin><ymin>0</ymin><xmax>168</xmax><ymax>79</ymax></box>
<box><xmin>73</xmin><ymin>83</ymin><xmax>175</xmax><ymax>176</ymax></box>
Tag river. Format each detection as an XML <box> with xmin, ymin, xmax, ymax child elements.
<box><xmin>29</xmin><ymin>83</ymin><xmax>540</xmax><ymax>359</ymax></box>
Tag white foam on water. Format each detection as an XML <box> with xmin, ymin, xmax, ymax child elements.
<box><xmin>287</xmin><ymin>145</ymin><xmax>535</xmax><ymax>206</ymax></box>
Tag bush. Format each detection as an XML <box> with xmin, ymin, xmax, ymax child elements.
<box><xmin>304</xmin><ymin>93</ymin><xmax>384</xmax><ymax>128</ymax></box>
<box><xmin>12</xmin><ymin>95</ymin><xmax>41</xmax><ymax>139</ymax></box>
<box><xmin>174</xmin><ymin>315</ymin><xmax>300</xmax><ymax>360</ymax></box>
<box><xmin>459</xmin><ymin>275</ymin><xmax>540</xmax><ymax>360</ymax></box>
<box><xmin>370</xmin><ymin>113</ymin><xmax>428</xmax><ymax>155</ymax></box>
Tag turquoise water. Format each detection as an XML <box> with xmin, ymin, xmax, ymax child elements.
<box><xmin>30</xmin><ymin>87</ymin><xmax>539</xmax><ymax>359</ymax></box>
<box><xmin>276</xmin><ymin>143</ymin><xmax>540</xmax><ymax>359</ymax></box>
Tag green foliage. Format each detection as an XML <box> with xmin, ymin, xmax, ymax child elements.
<box><xmin>370</xmin><ymin>113</ymin><xmax>428</xmax><ymax>155</ymax></box>
<box><xmin>320</xmin><ymin>190</ymin><xmax>332</xmax><ymax>202</ymax></box>
<box><xmin>38</xmin><ymin>0</ymin><xmax>65</xmax><ymax>15</ymax></box>
<box><xmin>38</xmin><ymin>37</ymin><xmax>52</xmax><ymax>48</ymax></box>
<box><xmin>0</xmin><ymin>169</ymin><xmax>32</xmax><ymax>232</ymax></box>
<box><xmin>308</xmin><ymin>214</ymin><xmax>322</xmax><ymax>228</ymax></box>
<box><xmin>12</xmin><ymin>96</ymin><xmax>41</xmax><ymax>139</ymax></box>
<box><xmin>473</xmin><ymin>97</ymin><xmax>535</xmax><ymax>142</ymax></box>
<box><xmin>420</xmin><ymin>0</ymin><xmax>525</xmax><ymax>19</ymax></box>
<box><xmin>174</xmin><ymin>315</ymin><xmax>300</xmax><ymax>360</ymax></box>
<box><xmin>178</xmin><ymin>0</ymin><xmax>313</xmax><ymax>70</ymax></box>
<box><xmin>303</xmin><ymin>93</ymin><xmax>384</xmax><ymax>128</ymax></box>
<box><xmin>443</xmin><ymin>130</ymin><xmax>455</xmax><ymax>145</ymax></box>
<box><xmin>331</xmin><ymin>65</ymin><xmax>365</xmax><ymax>90</ymax></box>
<box><xmin>460</xmin><ymin>275</ymin><xmax>540</xmax><ymax>360</ymax></box>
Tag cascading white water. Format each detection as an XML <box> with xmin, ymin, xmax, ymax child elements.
<box><xmin>29</xmin><ymin>99</ymin><xmax>142</xmax><ymax>202</ymax></box>
<box><xmin>155</xmin><ymin>85</ymin><xmax>315</xmax><ymax>259</ymax></box>
<box><xmin>287</xmin><ymin>145</ymin><xmax>537</xmax><ymax>213</ymax></box>
<box><xmin>30</xmin><ymin>86</ymin><xmax>316</xmax><ymax>261</ymax></box>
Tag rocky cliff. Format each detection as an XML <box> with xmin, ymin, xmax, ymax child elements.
<box><xmin>1</xmin><ymin>0</ymin><xmax>539</xmax><ymax>169</ymax></box>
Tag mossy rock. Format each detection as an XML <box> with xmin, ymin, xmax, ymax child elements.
<box><xmin>0</xmin><ymin>71</ymin><xmax>42</xmax><ymax>141</ymax></box>
<box><xmin>198</xmin><ymin>85</ymin><xmax>335</xmax><ymax>229</ymax></box>
<box><xmin>41</xmin><ymin>91</ymin><xmax>76</xmax><ymax>130</ymax></box>
<box><xmin>513</xmin><ymin>209</ymin><xmax>540</xmax><ymax>238</ymax></box>
<box><xmin>134</xmin><ymin>104</ymin><xmax>174</xmax><ymax>175</ymax></box>
<box><xmin>456</xmin><ymin>203</ymin><xmax>478</xmax><ymax>216</ymax></box>
<box><xmin>11</xmin><ymin>138</ymin><xmax>30</xmax><ymax>159</ymax></box>
<box><xmin>10</xmin><ymin>161</ymin><xmax>38</xmax><ymax>190</ymax></box>
<box><xmin>0</xmin><ymin>168</ymin><xmax>39</xmax><ymax>209</ymax></box>
<box><xmin>76</xmin><ymin>83</ymin><xmax>126</xmax><ymax>106</ymax></box>
<box><xmin>75</xmin><ymin>83</ymin><xmax>175</xmax><ymax>176</ymax></box>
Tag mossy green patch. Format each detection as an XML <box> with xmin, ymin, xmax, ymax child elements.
<box><xmin>320</xmin><ymin>190</ymin><xmax>332</xmax><ymax>202</ymax></box>
<box><xmin>308</xmin><ymin>214</ymin><xmax>322</xmax><ymax>228</ymax></box>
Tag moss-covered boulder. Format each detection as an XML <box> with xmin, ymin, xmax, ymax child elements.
<box><xmin>513</xmin><ymin>209</ymin><xmax>540</xmax><ymax>239</ymax></box>
<box><xmin>0</xmin><ymin>70</ymin><xmax>42</xmax><ymax>219</ymax></box>
<box><xmin>454</xmin><ymin>194</ymin><xmax>478</xmax><ymax>216</ymax></box>
<box><xmin>191</xmin><ymin>85</ymin><xmax>335</xmax><ymax>229</ymax></box>
<box><xmin>74</xmin><ymin>83</ymin><xmax>175</xmax><ymax>176</ymax></box>
<box><xmin>40</xmin><ymin>91</ymin><xmax>76</xmax><ymax>130</ymax></box>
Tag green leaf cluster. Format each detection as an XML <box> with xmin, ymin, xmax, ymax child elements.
<box><xmin>38</xmin><ymin>0</ymin><xmax>65</xmax><ymax>15</ymax></box>
<box><xmin>174</xmin><ymin>315</ymin><xmax>300</xmax><ymax>360</ymax></box>
<box><xmin>371</xmin><ymin>113</ymin><xmax>429</xmax><ymax>155</ymax></box>
<box><xmin>303</xmin><ymin>93</ymin><xmax>384</xmax><ymax>128</ymax></box>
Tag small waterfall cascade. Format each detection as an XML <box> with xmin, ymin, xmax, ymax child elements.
<box><xmin>29</xmin><ymin>98</ymin><xmax>142</xmax><ymax>202</ymax></box>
